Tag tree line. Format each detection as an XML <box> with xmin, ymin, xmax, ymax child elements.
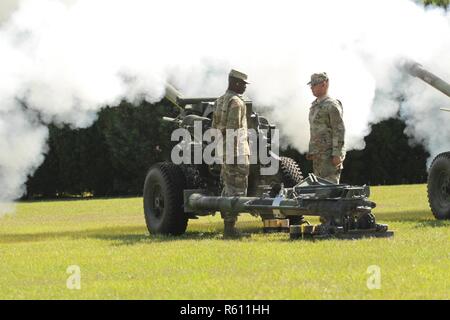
<box><xmin>26</xmin><ymin>100</ymin><xmax>177</xmax><ymax>197</ymax></box>
<box><xmin>423</xmin><ymin>0</ymin><xmax>449</xmax><ymax>8</ymax></box>
<box><xmin>25</xmin><ymin>98</ymin><xmax>429</xmax><ymax>199</ymax></box>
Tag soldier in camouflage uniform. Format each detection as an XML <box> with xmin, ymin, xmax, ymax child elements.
<box><xmin>306</xmin><ymin>73</ymin><xmax>346</xmax><ymax>184</ymax></box>
<box><xmin>212</xmin><ymin>69</ymin><xmax>251</xmax><ymax>238</ymax></box>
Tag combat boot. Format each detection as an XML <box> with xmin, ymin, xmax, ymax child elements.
<box><xmin>223</xmin><ymin>220</ymin><xmax>245</xmax><ymax>239</ymax></box>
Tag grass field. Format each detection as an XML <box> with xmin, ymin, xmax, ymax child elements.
<box><xmin>0</xmin><ymin>184</ymin><xmax>449</xmax><ymax>300</ymax></box>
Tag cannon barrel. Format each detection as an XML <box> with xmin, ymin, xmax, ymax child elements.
<box><xmin>165</xmin><ymin>83</ymin><xmax>184</xmax><ymax>107</ymax></box>
<box><xmin>401</xmin><ymin>59</ymin><xmax>450</xmax><ymax>99</ymax></box>
<box><xmin>177</xmin><ymin>97</ymin><xmax>218</xmax><ymax>107</ymax></box>
<box><xmin>187</xmin><ymin>193</ymin><xmax>306</xmax><ymax>217</ymax></box>
<box><xmin>186</xmin><ymin>191</ymin><xmax>376</xmax><ymax>219</ymax></box>
<box><xmin>165</xmin><ymin>84</ymin><xmax>217</xmax><ymax>107</ymax></box>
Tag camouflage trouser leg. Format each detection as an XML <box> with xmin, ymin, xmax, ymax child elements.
<box><xmin>313</xmin><ymin>155</ymin><xmax>343</xmax><ymax>184</ymax></box>
<box><xmin>220</xmin><ymin>156</ymin><xmax>250</xmax><ymax>223</ymax></box>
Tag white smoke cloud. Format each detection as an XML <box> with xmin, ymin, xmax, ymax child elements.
<box><xmin>0</xmin><ymin>0</ymin><xmax>450</xmax><ymax>215</ymax></box>
<box><xmin>0</xmin><ymin>0</ymin><xmax>19</xmax><ymax>23</ymax></box>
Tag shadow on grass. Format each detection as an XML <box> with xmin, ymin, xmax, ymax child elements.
<box><xmin>0</xmin><ymin>223</ymin><xmax>264</xmax><ymax>246</ymax></box>
<box><xmin>96</xmin><ymin>230</ymin><xmax>222</xmax><ymax>245</ymax></box>
<box><xmin>0</xmin><ymin>226</ymin><xmax>145</xmax><ymax>245</ymax></box>
<box><xmin>412</xmin><ymin>220</ymin><xmax>450</xmax><ymax>228</ymax></box>
<box><xmin>17</xmin><ymin>196</ymin><xmax>139</xmax><ymax>204</ymax></box>
<box><xmin>376</xmin><ymin>209</ymin><xmax>449</xmax><ymax>228</ymax></box>
<box><xmin>94</xmin><ymin>224</ymin><xmax>264</xmax><ymax>245</ymax></box>
<box><xmin>2</xmin><ymin>212</ymin><xmax>446</xmax><ymax>246</ymax></box>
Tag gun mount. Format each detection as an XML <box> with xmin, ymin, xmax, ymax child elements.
<box><xmin>184</xmin><ymin>174</ymin><xmax>392</xmax><ymax>239</ymax></box>
<box><xmin>401</xmin><ymin>60</ymin><xmax>450</xmax><ymax>220</ymax></box>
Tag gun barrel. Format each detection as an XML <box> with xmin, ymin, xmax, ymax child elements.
<box><xmin>186</xmin><ymin>192</ymin><xmax>375</xmax><ymax>218</ymax></box>
<box><xmin>162</xmin><ymin>116</ymin><xmax>181</xmax><ymax>124</ymax></box>
<box><xmin>165</xmin><ymin>84</ymin><xmax>183</xmax><ymax>107</ymax></box>
<box><xmin>165</xmin><ymin>84</ymin><xmax>218</xmax><ymax>107</ymax></box>
<box><xmin>402</xmin><ymin>60</ymin><xmax>450</xmax><ymax>99</ymax></box>
<box><xmin>186</xmin><ymin>193</ymin><xmax>307</xmax><ymax>217</ymax></box>
<box><xmin>177</xmin><ymin>97</ymin><xmax>218</xmax><ymax>107</ymax></box>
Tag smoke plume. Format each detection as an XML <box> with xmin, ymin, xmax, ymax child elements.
<box><xmin>0</xmin><ymin>0</ymin><xmax>450</xmax><ymax>215</ymax></box>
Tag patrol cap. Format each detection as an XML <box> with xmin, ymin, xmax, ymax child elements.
<box><xmin>229</xmin><ymin>69</ymin><xmax>250</xmax><ymax>84</ymax></box>
<box><xmin>307</xmin><ymin>72</ymin><xmax>329</xmax><ymax>86</ymax></box>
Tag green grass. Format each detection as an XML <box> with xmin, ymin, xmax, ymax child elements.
<box><xmin>0</xmin><ymin>184</ymin><xmax>449</xmax><ymax>300</ymax></box>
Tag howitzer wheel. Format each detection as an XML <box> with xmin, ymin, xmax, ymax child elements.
<box><xmin>427</xmin><ymin>152</ymin><xmax>450</xmax><ymax>220</ymax></box>
<box><xmin>280</xmin><ymin>157</ymin><xmax>304</xmax><ymax>187</ymax></box>
<box><xmin>143</xmin><ymin>162</ymin><xmax>188</xmax><ymax>235</ymax></box>
<box><xmin>280</xmin><ymin>157</ymin><xmax>303</xmax><ymax>225</ymax></box>
<box><xmin>268</xmin><ymin>157</ymin><xmax>304</xmax><ymax>196</ymax></box>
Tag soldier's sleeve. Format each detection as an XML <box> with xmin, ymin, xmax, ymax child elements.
<box><xmin>328</xmin><ymin>101</ymin><xmax>346</xmax><ymax>157</ymax></box>
<box><xmin>308</xmin><ymin>107</ymin><xmax>317</xmax><ymax>155</ymax></box>
<box><xmin>226</xmin><ymin>97</ymin><xmax>243</xmax><ymax>129</ymax></box>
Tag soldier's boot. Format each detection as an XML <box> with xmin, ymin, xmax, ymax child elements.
<box><xmin>223</xmin><ymin>220</ymin><xmax>245</xmax><ymax>239</ymax></box>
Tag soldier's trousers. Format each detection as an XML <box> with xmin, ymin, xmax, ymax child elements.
<box><xmin>220</xmin><ymin>156</ymin><xmax>250</xmax><ymax>223</ymax></box>
<box><xmin>313</xmin><ymin>155</ymin><xmax>343</xmax><ymax>184</ymax></box>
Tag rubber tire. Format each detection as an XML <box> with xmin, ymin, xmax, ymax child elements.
<box><xmin>273</xmin><ymin>157</ymin><xmax>304</xmax><ymax>225</ymax></box>
<box><xmin>280</xmin><ymin>157</ymin><xmax>304</xmax><ymax>187</ymax></box>
<box><xmin>143</xmin><ymin>163</ymin><xmax>188</xmax><ymax>235</ymax></box>
<box><xmin>427</xmin><ymin>152</ymin><xmax>450</xmax><ymax>220</ymax></box>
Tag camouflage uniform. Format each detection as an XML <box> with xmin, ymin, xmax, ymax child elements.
<box><xmin>309</xmin><ymin>94</ymin><xmax>346</xmax><ymax>184</ymax></box>
<box><xmin>212</xmin><ymin>86</ymin><xmax>250</xmax><ymax>223</ymax></box>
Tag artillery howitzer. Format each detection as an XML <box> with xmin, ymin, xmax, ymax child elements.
<box><xmin>402</xmin><ymin>60</ymin><xmax>450</xmax><ymax>220</ymax></box>
<box><xmin>143</xmin><ymin>84</ymin><xmax>393</xmax><ymax>239</ymax></box>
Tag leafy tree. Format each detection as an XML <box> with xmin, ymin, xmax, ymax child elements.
<box><xmin>97</xmin><ymin>100</ymin><xmax>176</xmax><ymax>195</ymax></box>
<box><xmin>423</xmin><ymin>0</ymin><xmax>449</xmax><ymax>9</ymax></box>
<box><xmin>27</xmin><ymin>100</ymin><xmax>177</xmax><ymax>198</ymax></box>
<box><xmin>342</xmin><ymin>119</ymin><xmax>429</xmax><ymax>185</ymax></box>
